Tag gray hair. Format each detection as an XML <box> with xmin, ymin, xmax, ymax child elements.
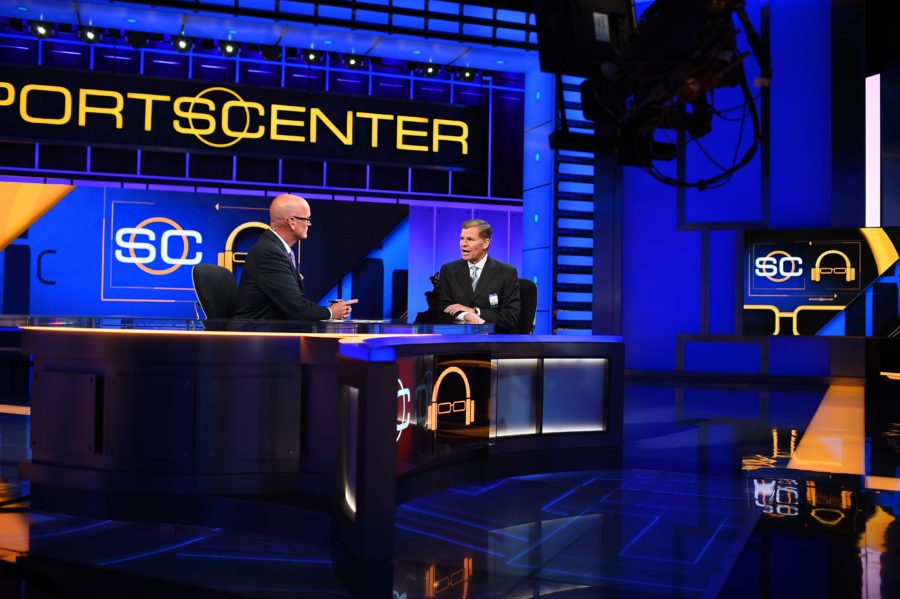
<box><xmin>461</xmin><ymin>218</ymin><xmax>492</xmax><ymax>240</ymax></box>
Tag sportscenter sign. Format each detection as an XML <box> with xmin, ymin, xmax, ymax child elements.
<box><xmin>0</xmin><ymin>65</ymin><xmax>486</xmax><ymax>169</ymax></box>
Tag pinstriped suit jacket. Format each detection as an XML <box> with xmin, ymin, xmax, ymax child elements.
<box><xmin>437</xmin><ymin>255</ymin><xmax>521</xmax><ymax>333</ymax></box>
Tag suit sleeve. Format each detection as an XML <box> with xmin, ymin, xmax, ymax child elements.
<box><xmin>436</xmin><ymin>263</ymin><xmax>456</xmax><ymax>313</ymax></box>
<box><xmin>257</xmin><ymin>247</ymin><xmax>331</xmax><ymax>321</ymax></box>
<box><xmin>478</xmin><ymin>264</ymin><xmax>520</xmax><ymax>333</ymax></box>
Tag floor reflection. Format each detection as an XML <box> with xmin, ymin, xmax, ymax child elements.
<box><xmin>0</xmin><ymin>380</ymin><xmax>895</xmax><ymax>598</ymax></box>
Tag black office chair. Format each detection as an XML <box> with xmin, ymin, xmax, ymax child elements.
<box><xmin>192</xmin><ymin>264</ymin><xmax>239</xmax><ymax>329</ymax></box>
<box><xmin>517</xmin><ymin>277</ymin><xmax>537</xmax><ymax>334</ymax></box>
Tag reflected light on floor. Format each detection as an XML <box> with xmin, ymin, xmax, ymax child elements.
<box><xmin>787</xmin><ymin>385</ymin><xmax>865</xmax><ymax>475</ymax></box>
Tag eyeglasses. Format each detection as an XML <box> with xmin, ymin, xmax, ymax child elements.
<box><xmin>290</xmin><ymin>215</ymin><xmax>312</xmax><ymax>225</ymax></box>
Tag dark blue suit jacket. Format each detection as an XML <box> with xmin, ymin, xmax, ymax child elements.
<box><xmin>233</xmin><ymin>229</ymin><xmax>331</xmax><ymax>321</ymax></box>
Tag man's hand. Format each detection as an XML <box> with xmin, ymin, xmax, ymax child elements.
<box><xmin>462</xmin><ymin>312</ymin><xmax>482</xmax><ymax>324</ymax></box>
<box><xmin>444</xmin><ymin>304</ymin><xmax>475</xmax><ymax>316</ymax></box>
<box><xmin>329</xmin><ymin>300</ymin><xmax>355</xmax><ymax>320</ymax></box>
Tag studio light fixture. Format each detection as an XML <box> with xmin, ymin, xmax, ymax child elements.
<box><xmin>78</xmin><ymin>26</ymin><xmax>102</xmax><ymax>44</ymax></box>
<box><xmin>28</xmin><ymin>21</ymin><xmax>54</xmax><ymax>39</ymax></box>
<box><xmin>261</xmin><ymin>44</ymin><xmax>282</xmax><ymax>61</ymax></box>
<box><xmin>218</xmin><ymin>40</ymin><xmax>241</xmax><ymax>57</ymax></box>
<box><xmin>420</xmin><ymin>63</ymin><xmax>440</xmax><ymax>78</ymax></box>
<box><xmin>302</xmin><ymin>49</ymin><xmax>324</xmax><ymax>65</ymax></box>
<box><xmin>172</xmin><ymin>34</ymin><xmax>193</xmax><ymax>53</ymax></box>
<box><xmin>457</xmin><ymin>68</ymin><xmax>477</xmax><ymax>82</ymax></box>
<box><xmin>343</xmin><ymin>54</ymin><xmax>364</xmax><ymax>69</ymax></box>
<box><xmin>126</xmin><ymin>30</ymin><xmax>149</xmax><ymax>49</ymax></box>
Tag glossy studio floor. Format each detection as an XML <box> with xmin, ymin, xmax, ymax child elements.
<box><xmin>0</xmin><ymin>378</ymin><xmax>897</xmax><ymax>598</ymax></box>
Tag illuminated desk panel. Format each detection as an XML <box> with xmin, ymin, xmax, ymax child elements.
<box><xmin>333</xmin><ymin>334</ymin><xmax>624</xmax><ymax>562</ymax></box>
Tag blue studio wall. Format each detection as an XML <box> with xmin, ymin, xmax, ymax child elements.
<box><xmin>621</xmin><ymin>0</ymin><xmax>842</xmax><ymax>377</ymax></box>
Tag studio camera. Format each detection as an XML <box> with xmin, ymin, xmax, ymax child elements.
<box><xmin>536</xmin><ymin>0</ymin><xmax>770</xmax><ymax>187</ymax></box>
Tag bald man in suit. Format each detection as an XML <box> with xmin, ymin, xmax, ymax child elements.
<box><xmin>233</xmin><ymin>193</ymin><xmax>354</xmax><ymax>321</ymax></box>
<box><xmin>437</xmin><ymin>219</ymin><xmax>520</xmax><ymax>333</ymax></box>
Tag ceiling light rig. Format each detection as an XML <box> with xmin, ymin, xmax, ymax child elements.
<box><xmin>260</xmin><ymin>44</ymin><xmax>282</xmax><ymax>61</ymax></box>
<box><xmin>78</xmin><ymin>26</ymin><xmax>102</xmax><ymax>44</ymax></box>
<box><xmin>172</xmin><ymin>34</ymin><xmax>193</xmax><ymax>53</ymax></box>
<box><xmin>456</xmin><ymin>67</ymin><xmax>477</xmax><ymax>82</ymax></box>
<box><xmin>125</xmin><ymin>30</ymin><xmax>149</xmax><ymax>49</ymax></box>
<box><xmin>343</xmin><ymin>54</ymin><xmax>364</xmax><ymax>70</ymax></box>
<box><xmin>302</xmin><ymin>49</ymin><xmax>324</xmax><ymax>65</ymax></box>
<box><xmin>420</xmin><ymin>63</ymin><xmax>440</xmax><ymax>78</ymax></box>
<box><xmin>28</xmin><ymin>21</ymin><xmax>54</xmax><ymax>39</ymax></box>
<box><xmin>218</xmin><ymin>40</ymin><xmax>240</xmax><ymax>57</ymax></box>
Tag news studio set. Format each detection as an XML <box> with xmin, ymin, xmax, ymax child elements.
<box><xmin>0</xmin><ymin>1</ymin><xmax>896</xmax><ymax>597</ymax></box>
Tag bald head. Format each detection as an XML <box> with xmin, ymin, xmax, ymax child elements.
<box><xmin>269</xmin><ymin>193</ymin><xmax>312</xmax><ymax>243</ymax></box>
<box><xmin>270</xmin><ymin>194</ymin><xmax>307</xmax><ymax>225</ymax></box>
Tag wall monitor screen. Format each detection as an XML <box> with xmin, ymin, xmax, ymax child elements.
<box><xmin>743</xmin><ymin>227</ymin><xmax>900</xmax><ymax>336</ymax></box>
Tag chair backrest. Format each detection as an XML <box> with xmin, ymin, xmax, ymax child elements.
<box><xmin>517</xmin><ymin>277</ymin><xmax>537</xmax><ymax>334</ymax></box>
<box><xmin>192</xmin><ymin>264</ymin><xmax>239</xmax><ymax>322</ymax></box>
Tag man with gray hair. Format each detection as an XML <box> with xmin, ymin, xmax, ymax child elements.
<box><xmin>437</xmin><ymin>218</ymin><xmax>520</xmax><ymax>333</ymax></box>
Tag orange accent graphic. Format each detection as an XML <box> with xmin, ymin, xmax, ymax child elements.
<box><xmin>0</xmin><ymin>181</ymin><xmax>73</xmax><ymax>252</ymax></box>
<box><xmin>425</xmin><ymin>557</ymin><xmax>473</xmax><ymax>597</ymax></box>
<box><xmin>218</xmin><ymin>221</ymin><xmax>268</xmax><ymax>271</ymax></box>
<box><xmin>426</xmin><ymin>366</ymin><xmax>474</xmax><ymax>431</ymax></box>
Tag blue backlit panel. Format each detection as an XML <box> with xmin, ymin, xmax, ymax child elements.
<box><xmin>239</xmin><ymin>62</ymin><xmax>281</xmax><ymax>87</ymax></box>
<box><xmin>93</xmin><ymin>48</ymin><xmax>141</xmax><ymax>74</ymax></box>
<box><xmin>372</xmin><ymin>74</ymin><xmax>409</xmax><ymax>99</ymax></box>
<box><xmin>42</xmin><ymin>40</ymin><xmax>89</xmax><ymax>70</ymax></box>
<box><xmin>428</xmin><ymin>19</ymin><xmax>459</xmax><ymax>34</ymax></box>
<box><xmin>414</xmin><ymin>79</ymin><xmax>451</xmax><ymax>102</ymax></box>
<box><xmin>394</xmin><ymin>15</ymin><xmax>425</xmax><ymax>30</ymax></box>
<box><xmin>542</xmin><ymin>358</ymin><xmax>606</xmax><ymax>433</ymax></box>
<box><xmin>709</xmin><ymin>229</ymin><xmax>737</xmax><ymax>335</ymax></box>
<box><xmin>356</xmin><ymin>10</ymin><xmax>390</xmax><ymax>25</ymax></box>
<box><xmin>191</xmin><ymin>56</ymin><xmax>237</xmax><ymax>83</ymax></box>
<box><xmin>285</xmin><ymin>65</ymin><xmax>326</xmax><ymax>92</ymax></box>
<box><xmin>145</xmin><ymin>52</ymin><xmax>190</xmax><ymax>79</ymax></box>
<box><xmin>683</xmin><ymin>341</ymin><xmax>761</xmax><ymax>375</ymax></box>
<box><xmin>496</xmin><ymin>358</ymin><xmax>538</xmax><ymax>436</ymax></box>
<box><xmin>0</xmin><ymin>35</ymin><xmax>38</xmax><ymax>64</ymax></box>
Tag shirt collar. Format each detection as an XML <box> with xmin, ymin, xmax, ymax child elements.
<box><xmin>270</xmin><ymin>228</ymin><xmax>294</xmax><ymax>255</ymax></box>
<box><xmin>469</xmin><ymin>254</ymin><xmax>488</xmax><ymax>271</ymax></box>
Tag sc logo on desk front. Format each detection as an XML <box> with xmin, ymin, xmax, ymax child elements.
<box><xmin>114</xmin><ymin>217</ymin><xmax>204</xmax><ymax>275</ymax></box>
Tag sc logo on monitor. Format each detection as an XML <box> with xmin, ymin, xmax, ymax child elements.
<box><xmin>754</xmin><ymin>251</ymin><xmax>803</xmax><ymax>282</ymax></box>
<box><xmin>811</xmin><ymin>250</ymin><xmax>855</xmax><ymax>282</ymax></box>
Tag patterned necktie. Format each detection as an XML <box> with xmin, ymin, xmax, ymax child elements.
<box><xmin>288</xmin><ymin>248</ymin><xmax>297</xmax><ymax>269</ymax></box>
<box><xmin>470</xmin><ymin>264</ymin><xmax>479</xmax><ymax>291</ymax></box>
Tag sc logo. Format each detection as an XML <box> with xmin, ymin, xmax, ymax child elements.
<box><xmin>114</xmin><ymin>217</ymin><xmax>203</xmax><ymax>275</ymax></box>
<box><xmin>754</xmin><ymin>251</ymin><xmax>803</xmax><ymax>282</ymax></box>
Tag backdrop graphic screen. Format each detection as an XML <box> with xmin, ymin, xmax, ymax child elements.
<box><xmin>743</xmin><ymin>227</ymin><xmax>900</xmax><ymax>336</ymax></box>
<box><xmin>0</xmin><ymin>182</ymin><xmax>408</xmax><ymax>318</ymax></box>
